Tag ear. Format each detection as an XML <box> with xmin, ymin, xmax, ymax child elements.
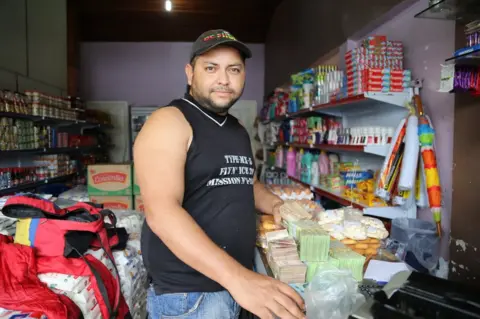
<box><xmin>185</xmin><ymin>63</ymin><xmax>194</xmax><ymax>86</ymax></box>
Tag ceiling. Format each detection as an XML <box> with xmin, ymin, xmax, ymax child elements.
<box><xmin>78</xmin><ymin>0</ymin><xmax>283</xmax><ymax>43</ymax></box>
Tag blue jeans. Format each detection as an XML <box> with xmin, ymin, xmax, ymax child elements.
<box><xmin>147</xmin><ymin>287</ymin><xmax>241</xmax><ymax>319</ymax></box>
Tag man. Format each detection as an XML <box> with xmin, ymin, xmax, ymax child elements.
<box><xmin>134</xmin><ymin>29</ymin><xmax>305</xmax><ymax>319</ymax></box>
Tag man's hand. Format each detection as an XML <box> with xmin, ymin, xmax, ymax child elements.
<box><xmin>272</xmin><ymin>200</ymin><xmax>284</xmax><ymax>228</ymax></box>
<box><xmin>228</xmin><ymin>269</ymin><xmax>305</xmax><ymax>319</ymax></box>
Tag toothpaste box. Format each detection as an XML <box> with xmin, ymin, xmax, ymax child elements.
<box><xmin>89</xmin><ymin>195</ymin><xmax>134</xmax><ymax>210</ymax></box>
<box><xmin>88</xmin><ymin>164</ymin><xmax>132</xmax><ymax>196</ymax></box>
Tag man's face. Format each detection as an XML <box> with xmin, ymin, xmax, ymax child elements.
<box><xmin>185</xmin><ymin>46</ymin><xmax>246</xmax><ymax>114</ymax></box>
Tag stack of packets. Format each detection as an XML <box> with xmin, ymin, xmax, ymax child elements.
<box><xmin>317</xmin><ymin>207</ymin><xmax>388</xmax><ymax>258</ymax></box>
<box><xmin>345</xmin><ymin>35</ymin><xmax>411</xmax><ymax>96</ymax></box>
<box><xmin>257</xmin><ymin>214</ymin><xmax>283</xmax><ymax>249</ymax></box>
<box><xmin>266</xmin><ymin>229</ymin><xmax>307</xmax><ymax>284</ymax></box>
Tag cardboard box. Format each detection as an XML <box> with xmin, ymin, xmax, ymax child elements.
<box><xmin>89</xmin><ymin>196</ymin><xmax>133</xmax><ymax>210</ymax></box>
<box><xmin>134</xmin><ymin>195</ymin><xmax>144</xmax><ymax>213</ymax></box>
<box><xmin>88</xmin><ymin>164</ymin><xmax>132</xmax><ymax>196</ymax></box>
<box><xmin>132</xmin><ymin>165</ymin><xmax>141</xmax><ymax>195</ymax></box>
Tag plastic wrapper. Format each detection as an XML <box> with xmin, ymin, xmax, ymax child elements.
<box><xmin>57</xmin><ymin>185</ymin><xmax>89</xmax><ymax>202</ymax></box>
<box><xmin>305</xmin><ymin>269</ymin><xmax>365</xmax><ymax>319</ymax></box>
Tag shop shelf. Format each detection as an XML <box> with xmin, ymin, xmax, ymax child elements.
<box><xmin>445</xmin><ymin>46</ymin><xmax>480</xmax><ymax>62</ymax></box>
<box><xmin>414</xmin><ymin>0</ymin><xmax>480</xmax><ymax>21</ymax></box>
<box><xmin>277</xmin><ymin>142</ymin><xmax>390</xmax><ymax>157</ymax></box>
<box><xmin>262</xmin><ymin>92</ymin><xmax>410</xmax><ymax>123</ymax></box>
<box><xmin>288</xmin><ymin>175</ymin><xmax>412</xmax><ymax>219</ymax></box>
<box><xmin>0</xmin><ymin>111</ymin><xmax>112</xmax><ymax>129</ymax></box>
<box><xmin>0</xmin><ymin>145</ymin><xmax>114</xmax><ymax>155</ymax></box>
<box><xmin>0</xmin><ymin>173</ymin><xmax>77</xmax><ymax>196</ymax></box>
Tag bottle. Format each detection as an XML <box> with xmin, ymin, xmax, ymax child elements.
<box><xmin>311</xmin><ymin>161</ymin><xmax>320</xmax><ymax>185</ymax></box>
<box><xmin>367</xmin><ymin>127</ymin><xmax>375</xmax><ymax>145</ymax></box>
<box><xmin>329</xmin><ymin>153</ymin><xmax>340</xmax><ymax>175</ymax></box>
<box><xmin>286</xmin><ymin>147</ymin><xmax>296</xmax><ymax>177</ymax></box>
<box><xmin>387</xmin><ymin>127</ymin><xmax>394</xmax><ymax>144</ymax></box>
<box><xmin>380</xmin><ymin>127</ymin><xmax>388</xmax><ymax>145</ymax></box>
<box><xmin>276</xmin><ymin>146</ymin><xmax>284</xmax><ymax>169</ymax></box>
<box><xmin>319</xmin><ymin>151</ymin><xmax>330</xmax><ymax>176</ymax></box>
<box><xmin>374</xmin><ymin>127</ymin><xmax>381</xmax><ymax>145</ymax></box>
<box><xmin>296</xmin><ymin>148</ymin><xmax>304</xmax><ymax>178</ymax></box>
<box><xmin>303</xmin><ymin>151</ymin><xmax>313</xmax><ymax>182</ymax></box>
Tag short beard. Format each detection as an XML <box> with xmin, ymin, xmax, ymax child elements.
<box><xmin>190</xmin><ymin>82</ymin><xmax>243</xmax><ymax>114</ymax></box>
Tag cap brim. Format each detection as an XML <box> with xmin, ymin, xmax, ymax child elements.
<box><xmin>195</xmin><ymin>39</ymin><xmax>252</xmax><ymax>60</ymax></box>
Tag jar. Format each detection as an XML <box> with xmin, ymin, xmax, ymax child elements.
<box><xmin>3</xmin><ymin>91</ymin><xmax>14</xmax><ymax>113</ymax></box>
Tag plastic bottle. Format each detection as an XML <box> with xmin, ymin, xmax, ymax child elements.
<box><xmin>296</xmin><ymin>148</ymin><xmax>304</xmax><ymax>178</ymax></box>
<box><xmin>311</xmin><ymin>161</ymin><xmax>320</xmax><ymax>186</ymax></box>
<box><xmin>328</xmin><ymin>153</ymin><xmax>340</xmax><ymax>176</ymax></box>
<box><xmin>303</xmin><ymin>151</ymin><xmax>313</xmax><ymax>182</ymax></box>
<box><xmin>319</xmin><ymin>151</ymin><xmax>330</xmax><ymax>176</ymax></box>
<box><xmin>286</xmin><ymin>147</ymin><xmax>296</xmax><ymax>177</ymax></box>
<box><xmin>276</xmin><ymin>146</ymin><xmax>284</xmax><ymax>169</ymax></box>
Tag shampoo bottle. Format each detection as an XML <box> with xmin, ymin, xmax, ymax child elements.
<box><xmin>286</xmin><ymin>147</ymin><xmax>296</xmax><ymax>177</ymax></box>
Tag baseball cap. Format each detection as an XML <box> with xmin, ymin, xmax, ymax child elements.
<box><xmin>190</xmin><ymin>29</ymin><xmax>252</xmax><ymax>62</ymax></box>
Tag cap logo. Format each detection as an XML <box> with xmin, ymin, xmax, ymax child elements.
<box><xmin>203</xmin><ymin>31</ymin><xmax>237</xmax><ymax>42</ymax></box>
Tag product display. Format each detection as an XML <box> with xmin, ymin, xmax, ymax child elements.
<box><xmin>439</xmin><ymin>64</ymin><xmax>480</xmax><ymax>95</ymax></box>
<box><xmin>261</xmin><ymin>36</ymin><xmax>411</xmax><ymax>123</ymax></box>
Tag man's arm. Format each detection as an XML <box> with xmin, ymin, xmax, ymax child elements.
<box><xmin>253</xmin><ymin>175</ymin><xmax>283</xmax><ymax>224</ymax></box>
<box><xmin>134</xmin><ymin>109</ymin><xmax>304</xmax><ymax>319</ymax></box>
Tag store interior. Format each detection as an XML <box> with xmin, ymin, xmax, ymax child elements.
<box><xmin>0</xmin><ymin>0</ymin><xmax>480</xmax><ymax>318</ymax></box>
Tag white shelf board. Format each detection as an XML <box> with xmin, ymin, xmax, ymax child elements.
<box><xmin>363</xmin><ymin>91</ymin><xmax>410</xmax><ymax>108</ymax></box>
<box><xmin>364</xmin><ymin>144</ymin><xmax>390</xmax><ymax>157</ymax></box>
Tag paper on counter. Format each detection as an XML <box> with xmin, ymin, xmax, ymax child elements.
<box><xmin>364</xmin><ymin>260</ymin><xmax>410</xmax><ymax>283</ymax></box>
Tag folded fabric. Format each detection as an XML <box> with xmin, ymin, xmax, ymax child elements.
<box><xmin>0</xmin><ymin>235</ymin><xmax>81</xmax><ymax>319</ymax></box>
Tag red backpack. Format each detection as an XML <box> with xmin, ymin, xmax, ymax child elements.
<box><xmin>2</xmin><ymin>194</ymin><xmax>126</xmax><ymax>319</ymax></box>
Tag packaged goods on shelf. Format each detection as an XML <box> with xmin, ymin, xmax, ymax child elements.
<box><xmin>0</xmin><ymin>167</ymin><xmax>38</xmax><ymax>190</ymax></box>
<box><xmin>34</xmin><ymin>154</ymin><xmax>76</xmax><ymax>178</ymax></box>
<box><xmin>87</xmin><ymin>164</ymin><xmax>133</xmax><ymax>196</ymax></box>
<box><xmin>269</xmin><ymin>184</ymin><xmax>314</xmax><ymax>201</ymax></box>
<box><xmin>345</xmin><ymin>36</ymin><xmax>410</xmax><ymax>96</ymax></box>
<box><xmin>439</xmin><ymin>64</ymin><xmax>480</xmax><ymax>95</ymax></box>
<box><xmin>272</xmin><ymin>148</ymin><xmax>389</xmax><ymax>207</ymax></box>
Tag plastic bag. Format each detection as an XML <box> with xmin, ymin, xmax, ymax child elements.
<box><xmin>304</xmin><ymin>269</ymin><xmax>365</xmax><ymax>319</ymax></box>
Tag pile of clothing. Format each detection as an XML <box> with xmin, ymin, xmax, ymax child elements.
<box><xmin>0</xmin><ymin>193</ymin><xmax>147</xmax><ymax>319</ymax></box>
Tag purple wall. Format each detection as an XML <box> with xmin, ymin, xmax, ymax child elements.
<box><xmin>364</xmin><ymin>0</ymin><xmax>455</xmax><ymax>252</ymax></box>
<box><xmin>79</xmin><ymin>42</ymin><xmax>265</xmax><ymax>109</ymax></box>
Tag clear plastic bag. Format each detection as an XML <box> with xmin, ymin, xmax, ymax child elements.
<box><xmin>304</xmin><ymin>269</ymin><xmax>365</xmax><ymax>319</ymax></box>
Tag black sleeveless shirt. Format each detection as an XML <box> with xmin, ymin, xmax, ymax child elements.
<box><xmin>141</xmin><ymin>94</ymin><xmax>257</xmax><ymax>294</ymax></box>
